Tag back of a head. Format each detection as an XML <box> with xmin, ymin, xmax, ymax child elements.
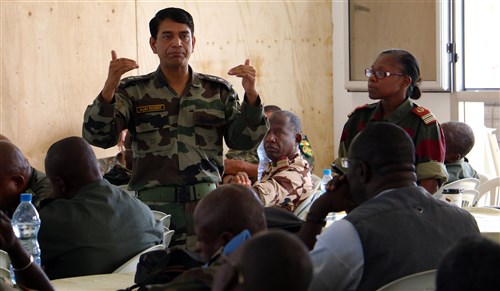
<box><xmin>441</xmin><ymin>121</ymin><xmax>475</xmax><ymax>157</ymax></box>
<box><xmin>149</xmin><ymin>7</ymin><xmax>194</xmax><ymax>38</ymax></box>
<box><xmin>0</xmin><ymin>134</ymin><xmax>11</xmax><ymax>142</ymax></box>
<box><xmin>436</xmin><ymin>236</ymin><xmax>500</xmax><ymax>291</ymax></box>
<box><xmin>194</xmin><ymin>184</ymin><xmax>266</xmax><ymax>236</ymax></box>
<box><xmin>213</xmin><ymin>230</ymin><xmax>312</xmax><ymax>291</ymax></box>
<box><xmin>45</xmin><ymin>136</ymin><xmax>101</xmax><ymax>184</ymax></box>
<box><xmin>349</xmin><ymin>122</ymin><xmax>415</xmax><ymax>174</ymax></box>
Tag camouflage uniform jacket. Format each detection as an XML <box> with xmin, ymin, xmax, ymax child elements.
<box><xmin>337</xmin><ymin>99</ymin><xmax>448</xmax><ymax>184</ymax></box>
<box><xmin>255</xmin><ymin>151</ymin><xmax>313</xmax><ymax>212</ymax></box>
<box><xmin>83</xmin><ymin>67</ymin><xmax>268</xmax><ymax>190</ymax></box>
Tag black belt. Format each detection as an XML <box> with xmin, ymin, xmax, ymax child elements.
<box><xmin>137</xmin><ymin>183</ymin><xmax>217</xmax><ymax>203</ymax></box>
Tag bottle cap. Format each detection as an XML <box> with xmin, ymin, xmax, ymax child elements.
<box><xmin>20</xmin><ymin>193</ymin><xmax>33</xmax><ymax>202</ymax></box>
<box><xmin>323</xmin><ymin>169</ymin><xmax>332</xmax><ymax>175</ymax></box>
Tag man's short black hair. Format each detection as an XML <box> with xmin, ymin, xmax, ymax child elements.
<box><xmin>149</xmin><ymin>7</ymin><xmax>194</xmax><ymax>39</ymax></box>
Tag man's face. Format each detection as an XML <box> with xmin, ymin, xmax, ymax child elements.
<box><xmin>194</xmin><ymin>222</ymin><xmax>225</xmax><ymax>263</ymax></box>
<box><xmin>0</xmin><ymin>174</ymin><xmax>22</xmax><ymax>212</ymax></box>
<box><xmin>150</xmin><ymin>18</ymin><xmax>196</xmax><ymax>69</ymax></box>
<box><xmin>264</xmin><ymin>115</ymin><xmax>298</xmax><ymax>162</ymax></box>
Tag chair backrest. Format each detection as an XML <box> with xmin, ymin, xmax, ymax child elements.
<box><xmin>0</xmin><ymin>250</ymin><xmax>10</xmax><ymax>270</ymax></box>
<box><xmin>152</xmin><ymin>210</ymin><xmax>171</xmax><ymax>229</ymax></box>
<box><xmin>477</xmin><ymin>172</ymin><xmax>491</xmax><ymax>184</ymax></box>
<box><xmin>435</xmin><ymin>178</ymin><xmax>481</xmax><ymax>196</ymax></box>
<box><xmin>311</xmin><ymin>174</ymin><xmax>321</xmax><ymax>192</ymax></box>
<box><xmin>0</xmin><ymin>267</ymin><xmax>11</xmax><ymax>284</ymax></box>
<box><xmin>476</xmin><ymin>176</ymin><xmax>500</xmax><ymax>206</ymax></box>
<box><xmin>163</xmin><ymin>229</ymin><xmax>175</xmax><ymax>248</ymax></box>
<box><xmin>462</xmin><ymin>189</ymin><xmax>480</xmax><ymax>207</ymax></box>
<box><xmin>376</xmin><ymin>269</ymin><xmax>437</xmax><ymax>291</ymax></box>
<box><xmin>113</xmin><ymin>244</ymin><xmax>166</xmax><ymax>274</ymax></box>
<box><xmin>294</xmin><ymin>191</ymin><xmax>320</xmax><ymax>220</ymax></box>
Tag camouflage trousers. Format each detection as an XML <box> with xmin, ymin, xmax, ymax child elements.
<box><xmin>138</xmin><ymin>183</ymin><xmax>217</xmax><ymax>251</ymax></box>
<box><xmin>146</xmin><ymin>201</ymin><xmax>199</xmax><ymax>251</ymax></box>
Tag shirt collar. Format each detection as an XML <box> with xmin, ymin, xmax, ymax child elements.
<box><xmin>372</xmin><ymin>98</ymin><xmax>413</xmax><ymax>123</ymax></box>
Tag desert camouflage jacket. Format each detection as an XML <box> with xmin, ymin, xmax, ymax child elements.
<box><xmin>83</xmin><ymin>67</ymin><xmax>268</xmax><ymax>190</ymax></box>
<box><xmin>254</xmin><ymin>151</ymin><xmax>313</xmax><ymax>212</ymax></box>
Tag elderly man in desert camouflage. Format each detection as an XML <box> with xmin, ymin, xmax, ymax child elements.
<box><xmin>82</xmin><ymin>7</ymin><xmax>267</xmax><ymax>249</ymax></box>
<box><xmin>227</xmin><ymin>110</ymin><xmax>313</xmax><ymax>212</ymax></box>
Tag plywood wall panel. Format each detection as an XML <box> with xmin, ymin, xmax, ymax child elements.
<box><xmin>1</xmin><ymin>2</ymin><xmax>137</xmax><ymax>169</ymax></box>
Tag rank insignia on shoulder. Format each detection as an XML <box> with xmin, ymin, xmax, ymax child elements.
<box><xmin>119</xmin><ymin>73</ymin><xmax>154</xmax><ymax>88</ymax></box>
<box><xmin>412</xmin><ymin>106</ymin><xmax>436</xmax><ymax>125</ymax></box>
<box><xmin>197</xmin><ymin>73</ymin><xmax>232</xmax><ymax>90</ymax></box>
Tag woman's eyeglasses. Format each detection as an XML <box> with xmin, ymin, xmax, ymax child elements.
<box><xmin>365</xmin><ymin>68</ymin><xmax>404</xmax><ymax>80</ymax></box>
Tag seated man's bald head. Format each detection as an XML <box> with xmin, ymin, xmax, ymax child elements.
<box><xmin>194</xmin><ymin>184</ymin><xmax>266</xmax><ymax>262</ymax></box>
<box><xmin>45</xmin><ymin>136</ymin><xmax>101</xmax><ymax>198</ymax></box>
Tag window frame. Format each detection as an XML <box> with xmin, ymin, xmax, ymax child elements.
<box><xmin>344</xmin><ymin>0</ymin><xmax>451</xmax><ymax>92</ymax></box>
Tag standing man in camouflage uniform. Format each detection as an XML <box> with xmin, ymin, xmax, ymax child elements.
<box><xmin>226</xmin><ymin>110</ymin><xmax>314</xmax><ymax>212</ymax></box>
<box><xmin>82</xmin><ymin>7</ymin><xmax>268</xmax><ymax>249</ymax></box>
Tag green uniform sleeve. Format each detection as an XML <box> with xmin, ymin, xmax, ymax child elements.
<box><xmin>82</xmin><ymin>93</ymin><xmax>131</xmax><ymax>149</ymax></box>
<box><xmin>416</xmin><ymin>161</ymin><xmax>448</xmax><ymax>185</ymax></box>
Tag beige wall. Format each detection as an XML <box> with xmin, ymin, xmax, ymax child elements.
<box><xmin>1</xmin><ymin>1</ymin><xmax>333</xmax><ymax>176</ymax></box>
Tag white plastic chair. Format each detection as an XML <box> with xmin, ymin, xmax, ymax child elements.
<box><xmin>311</xmin><ymin>174</ymin><xmax>321</xmax><ymax>192</ymax></box>
<box><xmin>435</xmin><ymin>178</ymin><xmax>480</xmax><ymax>196</ymax></box>
<box><xmin>163</xmin><ymin>229</ymin><xmax>175</xmax><ymax>248</ymax></box>
<box><xmin>476</xmin><ymin>176</ymin><xmax>500</xmax><ymax>206</ymax></box>
<box><xmin>376</xmin><ymin>269</ymin><xmax>436</xmax><ymax>291</ymax></box>
<box><xmin>294</xmin><ymin>191</ymin><xmax>320</xmax><ymax>220</ymax></box>
<box><xmin>113</xmin><ymin>244</ymin><xmax>165</xmax><ymax>274</ymax></box>
<box><xmin>0</xmin><ymin>250</ymin><xmax>10</xmax><ymax>270</ymax></box>
<box><xmin>0</xmin><ymin>267</ymin><xmax>11</xmax><ymax>283</ymax></box>
<box><xmin>477</xmin><ymin>172</ymin><xmax>491</xmax><ymax>184</ymax></box>
<box><xmin>152</xmin><ymin>210</ymin><xmax>171</xmax><ymax>229</ymax></box>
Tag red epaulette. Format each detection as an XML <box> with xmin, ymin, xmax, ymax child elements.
<box><xmin>348</xmin><ymin>104</ymin><xmax>371</xmax><ymax>117</ymax></box>
<box><xmin>411</xmin><ymin>106</ymin><xmax>437</xmax><ymax>125</ymax></box>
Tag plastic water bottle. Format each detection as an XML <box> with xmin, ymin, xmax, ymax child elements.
<box><xmin>10</xmin><ymin>193</ymin><xmax>41</xmax><ymax>284</ymax></box>
<box><xmin>320</xmin><ymin>169</ymin><xmax>333</xmax><ymax>193</ymax></box>
<box><xmin>257</xmin><ymin>141</ymin><xmax>271</xmax><ymax>181</ymax></box>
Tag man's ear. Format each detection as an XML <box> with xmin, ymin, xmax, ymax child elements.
<box><xmin>192</xmin><ymin>35</ymin><xmax>196</xmax><ymax>53</ymax></box>
<box><xmin>51</xmin><ymin>177</ymin><xmax>68</xmax><ymax>199</ymax></box>
<box><xmin>220</xmin><ymin>231</ymin><xmax>235</xmax><ymax>246</ymax></box>
<box><xmin>356</xmin><ymin>160</ymin><xmax>372</xmax><ymax>184</ymax></box>
<box><xmin>295</xmin><ymin>133</ymin><xmax>302</xmax><ymax>145</ymax></box>
<box><xmin>150</xmin><ymin>37</ymin><xmax>158</xmax><ymax>54</ymax></box>
<box><xmin>449</xmin><ymin>152</ymin><xmax>462</xmax><ymax>161</ymax></box>
<box><xmin>11</xmin><ymin>175</ymin><xmax>27</xmax><ymax>193</ymax></box>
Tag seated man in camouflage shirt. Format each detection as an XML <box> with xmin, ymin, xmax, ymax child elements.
<box><xmin>223</xmin><ymin>105</ymin><xmax>315</xmax><ymax>183</ymax></box>
<box><xmin>226</xmin><ymin>110</ymin><xmax>314</xmax><ymax>212</ymax></box>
